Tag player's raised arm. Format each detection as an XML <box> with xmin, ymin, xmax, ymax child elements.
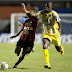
<box><xmin>22</xmin><ymin>3</ymin><xmax>30</xmax><ymax>13</ymax></box>
<box><xmin>22</xmin><ymin>3</ymin><xmax>38</xmax><ymax>21</ymax></box>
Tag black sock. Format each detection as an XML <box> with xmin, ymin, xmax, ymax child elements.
<box><xmin>15</xmin><ymin>56</ymin><xmax>24</xmax><ymax>65</ymax></box>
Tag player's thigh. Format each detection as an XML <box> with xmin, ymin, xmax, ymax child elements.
<box><xmin>42</xmin><ymin>33</ymin><xmax>51</xmax><ymax>45</ymax></box>
<box><xmin>52</xmin><ymin>34</ymin><xmax>61</xmax><ymax>46</ymax></box>
<box><xmin>15</xmin><ymin>46</ymin><xmax>21</xmax><ymax>53</ymax></box>
<box><xmin>23</xmin><ymin>42</ymin><xmax>34</xmax><ymax>54</ymax></box>
<box><xmin>42</xmin><ymin>33</ymin><xmax>52</xmax><ymax>41</ymax></box>
<box><xmin>15</xmin><ymin>40</ymin><xmax>24</xmax><ymax>53</ymax></box>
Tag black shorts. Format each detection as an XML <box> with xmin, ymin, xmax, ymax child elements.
<box><xmin>16</xmin><ymin>40</ymin><xmax>34</xmax><ymax>54</ymax></box>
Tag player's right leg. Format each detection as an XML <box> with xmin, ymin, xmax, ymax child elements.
<box><xmin>42</xmin><ymin>38</ymin><xmax>51</xmax><ymax>69</ymax></box>
<box><xmin>52</xmin><ymin>34</ymin><xmax>64</xmax><ymax>55</ymax></box>
<box><xmin>55</xmin><ymin>46</ymin><xmax>64</xmax><ymax>55</ymax></box>
<box><xmin>13</xmin><ymin>53</ymin><xmax>25</xmax><ymax>69</ymax></box>
<box><xmin>60</xmin><ymin>45</ymin><xmax>64</xmax><ymax>55</ymax></box>
<box><xmin>13</xmin><ymin>40</ymin><xmax>25</xmax><ymax>69</ymax></box>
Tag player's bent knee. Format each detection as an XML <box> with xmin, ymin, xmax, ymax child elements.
<box><xmin>43</xmin><ymin>43</ymin><xmax>48</xmax><ymax>49</ymax></box>
<box><xmin>55</xmin><ymin>46</ymin><xmax>60</xmax><ymax>52</ymax></box>
<box><xmin>15</xmin><ymin>50</ymin><xmax>18</xmax><ymax>53</ymax></box>
<box><xmin>15</xmin><ymin>49</ymin><xmax>19</xmax><ymax>54</ymax></box>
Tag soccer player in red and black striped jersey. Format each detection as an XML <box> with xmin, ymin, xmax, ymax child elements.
<box><xmin>10</xmin><ymin>3</ymin><xmax>39</xmax><ymax>69</ymax></box>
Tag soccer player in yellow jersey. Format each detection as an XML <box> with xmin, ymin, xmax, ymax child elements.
<box><xmin>36</xmin><ymin>2</ymin><xmax>64</xmax><ymax>69</ymax></box>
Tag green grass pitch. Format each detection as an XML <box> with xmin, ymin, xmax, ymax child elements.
<box><xmin>0</xmin><ymin>43</ymin><xmax>72</xmax><ymax>72</ymax></box>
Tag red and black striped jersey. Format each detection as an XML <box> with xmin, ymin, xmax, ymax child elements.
<box><xmin>20</xmin><ymin>15</ymin><xmax>39</xmax><ymax>42</ymax></box>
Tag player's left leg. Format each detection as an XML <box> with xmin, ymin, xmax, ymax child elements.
<box><xmin>13</xmin><ymin>53</ymin><xmax>25</xmax><ymax>69</ymax></box>
<box><xmin>52</xmin><ymin>34</ymin><xmax>64</xmax><ymax>55</ymax></box>
<box><xmin>42</xmin><ymin>38</ymin><xmax>51</xmax><ymax>69</ymax></box>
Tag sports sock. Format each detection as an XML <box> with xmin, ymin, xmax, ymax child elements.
<box><xmin>15</xmin><ymin>56</ymin><xmax>24</xmax><ymax>65</ymax></box>
<box><xmin>43</xmin><ymin>49</ymin><xmax>50</xmax><ymax>64</ymax></box>
<box><xmin>61</xmin><ymin>46</ymin><xmax>64</xmax><ymax>51</ymax></box>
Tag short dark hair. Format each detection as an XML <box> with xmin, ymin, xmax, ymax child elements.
<box><xmin>31</xmin><ymin>9</ymin><xmax>38</xmax><ymax>13</ymax></box>
<box><xmin>45</xmin><ymin>2</ymin><xmax>53</xmax><ymax>8</ymax></box>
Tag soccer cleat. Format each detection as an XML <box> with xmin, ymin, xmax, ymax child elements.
<box><xmin>61</xmin><ymin>50</ymin><xmax>64</xmax><ymax>55</ymax></box>
<box><xmin>44</xmin><ymin>63</ymin><xmax>51</xmax><ymax>69</ymax></box>
<box><xmin>60</xmin><ymin>47</ymin><xmax>64</xmax><ymax>55</ymax></box>
<box><xmin>13</xmin><ymin>65</ymin><xmax>17</xmax><ymax>69</ymax></box>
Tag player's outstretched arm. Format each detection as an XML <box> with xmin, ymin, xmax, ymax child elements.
<box><xmin>10</xmin><ymin>36</ymin><xmax>17</xmax><ymax>39</ymax></box>
<box><xmin>10</xmin><ymin>28</ymin><xmax>23</xmax><ymax>39</ymax></box>
<box><xmin>57</xmin><ymin>22</ymin><xmax>62</xmax><ymax>34</ymax></box>
<box><xmin>22</xmin><ymin>3</ymin><xmax>30</xmax><ymax>13</ymax></box>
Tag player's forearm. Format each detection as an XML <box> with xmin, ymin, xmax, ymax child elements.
<box><xmin>22</xmin><ymin>3</ymin><xmax>29</xmax><ymax>13</ymax></box>
<box><xmin>57</xmin><ymin>22</ymin><xmax>61</xmax><ymax>30</ymax></box>
<box><xmin>10</xmin><ymin>30</ymin><xmax>23</xmax><ymax>39</ymax></box>
<box><xmin>16</xmin><ymin>30</ymin><xmax>23</xmax><ymax>37</ymax></box>
<box><xmin>11</xmin><ymin>31</ymin><xmax>22</xmax><ymax>38</ymax></box>
<box><xmin>15</xmin><ymin>33</ymin><xmax>20</xmax><ymax>37</ymax></box>
<box><xmin>23</xmin><ymin>7</ymin><xmax>28</xmax><ymax>13</ymax></box>
<box><xmin>57</xmin><ymin>22</ymin><xmax>62</xmax><ymax>34</ymax></box>
<box><xmin>14</xmin><ymin>28</ymin><xmax>23</xmax><ymax>37</ymax></box>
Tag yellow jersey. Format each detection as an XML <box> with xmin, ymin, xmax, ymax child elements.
<box><xmin>36</xmin><ymin>10</ymin><xmax>61</xmax><ymax>35</ymax></box>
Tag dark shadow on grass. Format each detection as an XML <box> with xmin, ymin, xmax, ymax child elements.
<box><xmin>18</xmin><ymin>68</ymin><xmax>28</xmax><ymax>69</ymax></box>
<box><xmin>8</xmin><ymin>67</ymin><xmax>28</xmax><ymax>69</ymax></box>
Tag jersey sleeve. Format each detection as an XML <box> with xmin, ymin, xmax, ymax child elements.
<box><xmin>53</xmin><ymin>11</ymin><xmax>61</xmax><ymax>22</ymax></box>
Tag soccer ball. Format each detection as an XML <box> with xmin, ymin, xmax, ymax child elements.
<box><xmin>0</xmin><ymin>62</ymin><xmax>8</xmax><ymax>70</ymax></box>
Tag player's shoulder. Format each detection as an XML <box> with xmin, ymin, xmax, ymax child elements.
<box><xmin>52</xmin><ymin>10</ymin><xmax>59</xmax><ymax>17</ymax></box>
<box><xmin>52</xmin><ymin>10</ymin><xmax>58</xmax><ymax>14</ymax></box>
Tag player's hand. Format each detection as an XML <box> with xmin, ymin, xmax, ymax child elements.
<box><xmin>10</xmin><ymin>36</ymin><xmax>16</xmax><ymax>39</ymax></box>
<box><xmin>21</xmin><ymin>3</ymin><xmax>29</xmax><ymax>13</ymax></box>
<box><xmin>22</xmin><ymin>3</ymin><xmax>26</xmax><ymax>9</ymax></box>
<box><xmin>58</xmin><ymin>28</ymin><xmax>61</xmax><ymax>34</ymax></box>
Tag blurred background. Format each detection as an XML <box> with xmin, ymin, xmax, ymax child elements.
<box><xmin>0</xmin><ymin>0</ymin><xmax>72</xmax><ymax>43</ymax></box>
